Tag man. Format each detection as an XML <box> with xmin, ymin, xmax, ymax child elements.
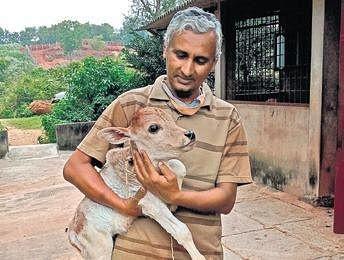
<box><xmin>64</xmin><ymin>7</ymin><xmax>252</xmax><ymax>259</ymax></box>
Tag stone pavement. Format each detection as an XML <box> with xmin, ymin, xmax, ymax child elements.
<box><xmin>0</xmin><ymin>150</ymin><xmax>343</xmax><ymax>260</ymax></box>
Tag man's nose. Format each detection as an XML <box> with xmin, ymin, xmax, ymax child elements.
<box><xmin>184</xmin><ymin>130</ymin><xmax>196</xmax><ymax>142</ymax></box>
<box><xmin>181</xmin><ymin>60</ymin><xmax>194</xmax><ymax>77</ymax></box>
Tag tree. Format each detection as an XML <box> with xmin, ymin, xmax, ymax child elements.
<box><xmin>0</xmin><ymin>21</ymin><xmax>119</xmax><ymax>49</ymax></box>
<box><xmin>52</xmin><ymin>21</ymin><xmax>85</xmax><ymax>55</ymax></box>
<box><xmin>37</xmin><ymin>25</ymin><xmax>57</xmax><ymax>44</ymax></box>
<box><xmin>122</xmin><ymin>32</ymin><xmax>165</xmax><ymax>84</ymax></box>
<box><xmin>97</xmin><ymin>23</ymin><xmax>117</xmax><ymax>41</ymax></box>
<box><xmin>19</xmin><ymin>27</ymin><xmax>38</xmax><ymax>45</ymax></box>
<box><xmin>89</xmin><ymin>36</ymin><xmax>106</xmax><ymax>51</ymax></box>
<box><xmin>0</xmin><ymin>44</ymin><xmax>35</xmax><ymax>83</ymax></box>
<box><xmin>121</xmin><ymin>0</ymin><xmax>182</xmax><ymax>85</ymax></box>
<box><xmin>124</xmin><ymin>0</ymin><xmax>181</xmax><ymax>28</ymax></box>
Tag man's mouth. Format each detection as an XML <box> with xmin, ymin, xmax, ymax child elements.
<box><xmin>176</xmin><ymin>76</ymin><xmax>193</xmax><ymax>85</ymax></box>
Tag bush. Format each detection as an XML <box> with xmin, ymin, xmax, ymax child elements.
<box><xmin>42</xmin><ymin>56</ymin><xmax>144</xmax><ymax>142</ymax></box>
<box><xmin>0</xmin><ymin>44</ymin><xmax>35</xmax><ymax>83</ymax></box>
<box><xmin>0</xmin><ymin>67</ymin><xmax>68</xmax><ymax>118</ymax></box>
<box><xmin>88</xmin><ymin>36</ymin><xmax>106</xmax><ymax>51</ymax></box>
<box><xmin>41</xmin><ymin>114</ymin><xmax>66</xmax><ymax>142</ymax></box>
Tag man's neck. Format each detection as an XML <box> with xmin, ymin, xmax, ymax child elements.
<box><xmin>166</xmin><ymin>82</ymin><xmax>201</xmax><ymax>104</ymax></box>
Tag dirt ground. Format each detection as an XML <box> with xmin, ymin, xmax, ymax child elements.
<box><xmin>0</xmin><ymin>151</ymin><xmax>82</xmax><ymax>260</ymax></box>
<box><xmin>1</xmin><ymin>150</ymin><xmax>343</xmax><ymax>259</ymax></box>
<box><xmin>6</xmin><ymin>125</ymin><xmax>43</xmax><ymax>146</ymax></box>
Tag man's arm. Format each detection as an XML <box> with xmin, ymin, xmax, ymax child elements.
<box><xmin>171</xmin><ymin>182</ymin><xmax>237</xmax><ymax>214</ymax></box>
<box><xmin>63</xmin><ymin>149</ymin><xmax>143</xmax><ymax>216</ymax></box>
<box><xmin>134</xmin><ymin>150</ymin><xmax>237</xmax><ymax>214</ymax></box>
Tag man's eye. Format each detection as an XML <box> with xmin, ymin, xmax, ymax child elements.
<box><xmin>148</xmin><ymin>124</ymin><xmax>161</xmax><ymax>134</ymax></box>
<box><xmin>195</xmin><ymin>57</ymin><xmax>208</xmax><ymax>65</ymax></box>
<box><xmin>176</xmin><ymin>52</ymin><xmax>187</xmax><ymax>59</ymax></box>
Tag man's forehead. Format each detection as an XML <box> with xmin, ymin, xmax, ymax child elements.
<box><xmin>171</xmin><ymin>29</ymin><xmax>216</xmax><ymax>42</ymax></box>
<box><xmin>168</xmin><ymin>30</ymin><xmax>216</xmax><ymax>57</ymax></box>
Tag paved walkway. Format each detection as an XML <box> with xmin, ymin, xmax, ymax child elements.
<box><xmin>0</xmin><ymin>150</ymin><xmax>343</xmax><ymax>259</ymax></box>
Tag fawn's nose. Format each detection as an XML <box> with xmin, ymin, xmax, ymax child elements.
<box><xmin>184</xmin><ymin>130</ymin><xmax>196</xmax><ymax>142</ymax></box>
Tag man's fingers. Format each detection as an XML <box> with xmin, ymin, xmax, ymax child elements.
<box><xmin>158</xmin><ymin>161</ymin><xmax>176</xmax><ymax>182</ymax></box>
<box><xmin>141</xmin><ymin>151</ymin><xmax>159</xmax><ymax>178</ymax></box>
<box><xmin>133</xmin><ymin>150</ymin><xmax>148</xmax><ymax>183</ymax></box>
<box><xmin>134</xmin><ymin>187</ymin><xmax>147</xmax><ymax>201</ymax></box>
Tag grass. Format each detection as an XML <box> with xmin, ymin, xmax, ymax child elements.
<box><xmin>0</xmin><ymin>116</ymin><xmax>42</xmax><ymax>130</ymax></box>
<box><xmin>0</xmin><ymin>121</ymin><xmax>4</xmax><ymax>131</ymax></box>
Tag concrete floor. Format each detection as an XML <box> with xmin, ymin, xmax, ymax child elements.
<box><xmin>0</xmin><ymin>150</ymin><xmax>343</xmax><ymax>260</ymax></box>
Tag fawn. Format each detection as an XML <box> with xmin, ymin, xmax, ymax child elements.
<box><xmin>67</xmin><ymin>107</ymin><xmax>205</xmax><ymax>260</ymax></box>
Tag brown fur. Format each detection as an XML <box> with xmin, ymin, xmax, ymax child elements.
<box><xmin>130</xmin><ymin>107</ymin><xmax>171</xmax><ymax>133</ymax></box>
<box><xmin>74</xmin><ymin>209</ymin><xmax>86</xmax><ymax>234</ymax></box>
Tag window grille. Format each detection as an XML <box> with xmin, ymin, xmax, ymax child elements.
<box><xmin>232</xmin><ymin>14</ymin><xmax>310</xmax><ymax>103</ymax></box>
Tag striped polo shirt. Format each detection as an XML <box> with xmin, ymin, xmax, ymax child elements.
<box><xmin>78</xmin><ymin>75</ymin><xmax>252</xmax><ymax>260</ymax></box>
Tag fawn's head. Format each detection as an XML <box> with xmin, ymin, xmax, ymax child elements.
<box><xmin>98</xmin><ymin>107</ymin><xmax>196</xmax><ymax>160</ymax></box>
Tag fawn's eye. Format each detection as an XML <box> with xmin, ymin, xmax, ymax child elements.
<box><xmin>148</xmin><ymin>124</ymin><xmax>161</xmax><ymax>134</ymax></box>
<box><xmin>127</xmin><ymin>157</ymin><xmax>134</xmax><ymax>166</ymax></box>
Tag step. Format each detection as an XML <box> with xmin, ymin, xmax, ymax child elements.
<box><xmin>7</xmin><ymin>144</ymin><xmax>58</xmax><ymax>160</ymax></box>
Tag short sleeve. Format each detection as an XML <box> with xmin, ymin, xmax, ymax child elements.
<box><xmin>216</xmin><ymin>109</ymin><xmax>253</xmax><ymax>185</ymax></box>
<box><xmin>77</xmin><ymin>99</ymin><xmax>128</xmax><ymax>164</ymax></box>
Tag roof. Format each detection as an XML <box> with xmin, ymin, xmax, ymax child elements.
<box><xmin>142</xmin><ymin>0</ymin><xmax>219</xmax><ymax>32</ymax></box>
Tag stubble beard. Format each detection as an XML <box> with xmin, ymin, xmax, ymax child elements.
<box><xmin>174</xmin><ymin>89</ymin><xmax>193</xmax><ymax>99</ymax></box>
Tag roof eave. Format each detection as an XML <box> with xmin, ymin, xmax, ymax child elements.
<box><xmin>141</xmin><ymin>0</ymin><xmax>219</xmax><ymax>31</ymax></box>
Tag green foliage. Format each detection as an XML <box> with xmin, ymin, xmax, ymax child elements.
<box><xmin>123</xmin><ymin>32</ymin><xmax>165</xmax><ymax>85</ymax></box>
<box><xmin>53</xmin><ymin>21</ymin><xmax>84</xmax><ymax>55</ymax></box>
<box><xmin>0</xmin><ymin>44</ymin><xmax>35</xmax><ymax>84</ymax></box>
<box><xmin>41</xmin><ymin>114</ymin><xmax>65</xmax><ymax>143</ymax></box>
<box><xmin>0</xmin><ymin>22</ymin><xmax>121</xmax><ymax>48</ymax></box>
<box><xmin>0</xmin><ymin>121</ymin><xmax>5</xmax><ymax>131</ymax></box>
<box><xmin>0</xmin><ymin>116</ymin><xmax>42</xmax><ymax>129</ymax></box>
<box><xmin>0</xmin><ymin>67</ymin><xmax>68</xmax><ymax>118</ymax></box>
<box><xmin>123</xmin><ymin>0</ymin><xmax>182</xmax><ymax>30</ymax></box>
<box><xmin>88</xmin><ymin>36</ymin><xmax>106</xmax><ymax>51</ymax></box>
<box><xmin>120</xmin><ymin>0</ymin><xmax>181</xmax><ymax>85</ymax></box>
<box><xmin>42</xmin><ymin>56</ymin><xmax>144</xmax><ymax>142</ymax></box>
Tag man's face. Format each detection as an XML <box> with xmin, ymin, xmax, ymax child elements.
<box><xmin>163</xmin><ymin>30</ymin><xmax>217</xmax><ymax>101</ymax></box>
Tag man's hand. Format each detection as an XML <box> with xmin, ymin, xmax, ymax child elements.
<box><xmin>119</xmin><ymin>187</ymin><xmax>146</xmax><ymax>217</ymax></box>
<box><xmin>133</xmin><ymin>150</ymin><xmax>237</xmax><ymax>215</ymax></box>
<box><xmin>133</xmin><ymin>150</ymin><xmax>181</xmax><ymax>204</ymax></box>
<box><xmin>119</xmin><ymin>198</ymin><xmax>142</xmax><ymax>217</ymax></box>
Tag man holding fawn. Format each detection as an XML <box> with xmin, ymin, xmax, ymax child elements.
<box><xmin>64</xmin><ymin>7</ymin><xmax>252</xmax><ymax>259</ymax></box>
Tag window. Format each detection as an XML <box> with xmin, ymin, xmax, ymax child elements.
<box><xmin>228</xmin><ymin>2</ymin><xmax>312</xmax><ymax>104</ymax></box>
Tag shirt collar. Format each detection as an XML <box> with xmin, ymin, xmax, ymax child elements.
<box><xmin>148</xmin><ymin>75</ymin><xmax>213</xmax><ymax>110</ymax></box>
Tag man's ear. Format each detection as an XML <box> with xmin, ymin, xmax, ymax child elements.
<box><xmin>97</xmin><ymin>127</ymin><xmax>130</xmax><ymax>144</ymax></box>
<box><xmin>163</xmin><ymin>46</ymin><xmax>167</xmax><ymax>59</ymax></box>
<box><xmin>211</xmin><ymin>59</ymin><xmax>218</xmax><ymax>73</ymax></box>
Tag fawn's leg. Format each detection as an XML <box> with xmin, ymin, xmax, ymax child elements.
<box><xmin>139</xmin><ymin>193</ymin><xmax>206</xmax><ymax>260</ymax></box>
<box><xmin>68</xmin><ymin>224</ymin><xmax>113</xmax><ymax>260</ymax></box>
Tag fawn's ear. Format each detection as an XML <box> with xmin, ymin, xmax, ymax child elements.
<box><xmin>97</xmin><ymin>127</ymin><xmax>130</xmax><ymax>144</ymax></box>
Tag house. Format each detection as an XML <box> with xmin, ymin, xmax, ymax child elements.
<box><xmin>144</xmin><ymin>0</ymin><xmax>342</xmax><ymax>207</ymax></box>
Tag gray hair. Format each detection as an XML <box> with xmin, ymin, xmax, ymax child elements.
<box><xmin>164</xmin><ymin>6</ymin><xmax>222</xmax><ymax>60</ymax></box>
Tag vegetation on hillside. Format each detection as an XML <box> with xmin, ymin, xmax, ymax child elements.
<box><xmin>0</xmin><ymin>66</ymin><xmax>68</xmax><ymax>118</ymax></box>
<box><xmin>0</xmin><ymin>0</ymin><xmax>183</xmax><ymax>143</ymax></box>
<box><xmin>0</xmin><ymin>21</ymin><xmax>121</xmax><ymax>54</ymax></box>
<box><xmin>0</xmin><ymin>44</ymin><xmax>35</xmax><ymax>97</ymax></box>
